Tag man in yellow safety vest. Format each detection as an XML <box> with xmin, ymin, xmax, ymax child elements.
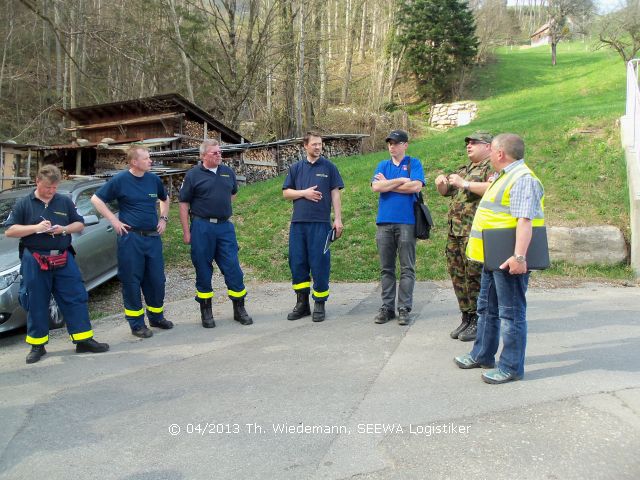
<box><xmin>454</xmin><ymin>133</ymin><xmax>544</xmax><ymax>384</ymax></box>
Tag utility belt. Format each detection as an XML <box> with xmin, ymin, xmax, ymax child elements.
<box><xmin>191</xmin><ymin>215</ymin><xmax>229</xmax><ymax>224</ymax></box>
<box><xmin>127</xmin><ymin>229</ymin><xmax>160</xmax><ymax>237</ymax></box>
<box><xmin>29</xmin><ymin>248</ymin><xmax>70</xmax><ymax>271</ymax></box>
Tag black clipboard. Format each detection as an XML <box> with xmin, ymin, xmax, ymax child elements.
<box><xmin>482</xmin><ymin>226</ymin><xmax>550</xmax><ymax>271</ymax></box>
<box><xmin>323</xmin><ymin>228</ymin><xmax>337</xmax><ymax>254</ymax></box>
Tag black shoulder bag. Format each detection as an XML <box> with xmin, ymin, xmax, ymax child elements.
<box><xmin>407</xmin><ymin>158</ymin><xmax>433</xmax><ymax>240</ymax></box>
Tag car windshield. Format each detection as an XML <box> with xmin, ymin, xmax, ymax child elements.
<box><xmin>0</xmin><ymin>197</ymin><xmax>18</xmax><ymax>232</ymax></box>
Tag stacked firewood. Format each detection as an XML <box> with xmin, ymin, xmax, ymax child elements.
<box><xmin>244</xmin><ymin>148</ymin><xmax>277</xmax><ymax>166</ymax></box>
<box><xmin>244</xmin><ymin>165</ymin><xmax>278</xmax><ymax>183</ymax></box>
<box><xmin>323</xmin><ymin>139</ymin><xmax>361</xmax><ymax>158</ymax></box>
<box><xmin>160</xmin><ymin>174</ymin><xmax>186</xmax><ymax>201</ymax></box>
<box><xmin>183</xmin><ymin>120</ymin><xmax>205</xmax><ymax>143</ymax></box>
<box><xmin>96</xmin><ymin>151</ymin><xmax>128</xmax><ymax>171</ymax></box>
<box><xmin>277</xmin><ymin>144</ymin><xmax>304</xmax><ymax>171</ymax></box>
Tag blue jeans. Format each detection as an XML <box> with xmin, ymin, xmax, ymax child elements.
<box><xmin>470</xmin><ymin>267</ymin><xmax>529</xmax><ymax>378</ymax></box>
<box><xmin>376</xmin><ymin>224</ymin><xmax>416</xmax><ymax>311</ymax></box>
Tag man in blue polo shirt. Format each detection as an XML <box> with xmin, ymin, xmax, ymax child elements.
<box><xmin>6</xmin><ymin>165</ymin><xmax>109</xmax><ymax>364</ymax></box>
<box><xmin>179</xmin><ymin>139</ymin><xmax>253</xmax><ymax>328</ymax></box>
<box><xmin>91</xmin><ymin>146</ymin><xmax>172</xmax><ymax>339</ymax></box>
<box><xmin>371</xmin><ymin>130</ymin><xmax>425</xmax><ymax>326</ymax></box>
<box><xmin>283</xmin><ymin>132</ymin><xmax>344</xmax><ymax>323</ymax></box>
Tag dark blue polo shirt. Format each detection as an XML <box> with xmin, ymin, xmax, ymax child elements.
<box><xmin>95</xmin><ymin>171</ymin><xmax>167</xmax><ymax>231</ymax></box>
<box><xmin>179</xmin><ymin>164</ymin><xmax>238</xmax><ymax>219</ymax></box>
<box><xmin>5</xmin><ymin>191</ymin><xmax>84</xmax><ymax>252</ymax></box>
<box><xmin>282</xmin><ymin>156</ymin><xmax>344</xmax><ymax>223</ymax></box>
<box><xmin>372</xmin><ymin>156</ymin><xmax>426</xmax><ymax>225</ymax></box>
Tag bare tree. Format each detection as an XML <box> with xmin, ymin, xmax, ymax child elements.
<box><xmin>598</xmin><ymin>0</ymin><xmax>640</xmax><ymax>62</ymax></box>
<box><xmin>546</xmin><ymin>0</ymin><xmax>594</xmax><ymax>65</ymax></box>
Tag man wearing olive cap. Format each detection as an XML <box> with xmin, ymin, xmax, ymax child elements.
<box><xmin>435</xmin><ymin>131</ymin><xmax>495</xmax><ymax>341</ymax></box>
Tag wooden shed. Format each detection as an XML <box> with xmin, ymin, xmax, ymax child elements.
<box><xmin>0</xmin><ymin>142</ymin><xmax>41</xmax><ymax>190</ymax></box>
<box><xmin>56</xmin><ymin>93</ymin><xmax>249</xmax><ymax>175</ymax></box>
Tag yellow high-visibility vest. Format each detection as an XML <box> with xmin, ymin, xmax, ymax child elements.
<box><xmin>466</xmin><ymin>162</ymin><xmax>545</xmax><ymax>263</ymax></box>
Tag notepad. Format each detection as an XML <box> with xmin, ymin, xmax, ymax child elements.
<box><xmin>482</xmin><ymin>226</ymin><xmax>550</xmax><ymax>271</ymax></box>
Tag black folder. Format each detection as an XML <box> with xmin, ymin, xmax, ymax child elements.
<box><xmin>482</xmin><ymin>226</ymin><xmax>550</xmax><ymax>271</ymax></box>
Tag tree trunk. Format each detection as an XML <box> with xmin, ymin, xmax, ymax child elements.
<box><xmin>168</xmin><ymin>0</ymin><xmax>195</xmax><ymax>102</ymax></box>
<box><xmin>295</xmin><ymin>0</ymin><xmax>305</xmax><ymax>136</ymax></box>
<box><xmin>358</xmin><ymin>0</ymin><xmax>367</xmax><ymax>62</ymax></box>
<box><xmin>552</xmin><ymin>41</ymin><xmax>557</xmax><ymax>66</ymax></box>
<box><xmin>319</xmin><ymin>2</ymin><xmax>327</xmax><ymax>114</ymax></box>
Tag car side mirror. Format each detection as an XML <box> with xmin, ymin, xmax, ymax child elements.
<box><xmin>83</xmin><ymin>214</ymin><xmax>100</xmax><ymax>226</ymax></box>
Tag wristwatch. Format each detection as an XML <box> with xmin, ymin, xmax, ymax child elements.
<box><xmin>463</xmin><ymin>181</ymin><xmax>470</xmax><ymax>191</ymax></box>
<box><xmin>514</xmin><ymin>254</ymin><xmax>526</xmax><ymax>263</ymax></box>
<box><xmin>160</xmin><ymin>216</ymin><xmax>169</xmax><ymax>222</ymax></box>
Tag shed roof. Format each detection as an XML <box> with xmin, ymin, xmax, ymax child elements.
<box><xmin>61</xmin><ymin>93</ymin><xmax>249</xmax><ymax>144</ymax></box>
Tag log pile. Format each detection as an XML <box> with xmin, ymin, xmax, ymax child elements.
<box><xmin>96</xmin><ymin>151</ymin><xmax>128</xmax><ymax>170</ymax></box>
<box><xmin>277</xmin><ymin>144</ymin><xmax>305</xmax><ymax>172</ymax></box>
<box><xmin>183</xmin><ymin>120</ymin><xmax>205</xmax><ymax>147</ymax></box>
<box><xmin>160</xmin><ymin>173</ymin><xmax>186</xmax><ymax>201</ymax></box>
<box><xmin>243</xmin><ymin>164</ymin><xmax>279</xmax><ymax>183</ymax></box>
<box><xmin>324</xmin><ymin>139</ymin><xmax>361</xmax><ymax>158</ymax></box>
<box><xmin>244</xmin><ymin>148</ymin><xmax>278</xmax><ymax>166</ymax></box>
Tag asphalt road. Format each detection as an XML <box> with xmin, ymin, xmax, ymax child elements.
<box><xmin>0</xmin><ymin>281</ymin><xmax>638</xmax><ymax>479</ymax></box>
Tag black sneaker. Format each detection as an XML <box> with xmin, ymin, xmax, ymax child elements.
<box><xmin>398</xmin><ymin>308</ymin><xmax>411</xmax><ymax>326</ymax></box>
<box><xmin>150</xmin><ymin>318</ymin><xmax>174</xmax><ymax>329</ymax></box>
<box><xmin>26</xmin><ymin>345</ymin><xmax>46</xmax><ymax>364</ymax></box>
<box><xmin>374</xmin><ymin>307</ymin><xmax>395</xmax><ymax>324</ymax></box>
<box><xmin>132</xmin><ymin>326</ymin><xmax>153</xmax><ymax>338</ymax></box>
<box><xmin>76</xmin><ymin>338</ymin><xmax>110</xmax><ymax>353</ymax></box>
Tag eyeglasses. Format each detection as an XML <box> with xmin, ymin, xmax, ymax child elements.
<box><xmin>465</xmin><ymin>140</ymin><xmax>488</xmax><ymax>146</ymax></box>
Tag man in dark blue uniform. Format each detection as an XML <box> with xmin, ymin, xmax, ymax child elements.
<box><xmin>178</xmin><ymin>139</ymin><xmax>252</xmax><ymax>328</ymax></box>
<box><xmin>91</xmin><ymin>146</ymin><xmax>172</xmax><ymax>339</ymax></box>
<box><xmin>283</xmin><ymin>132</ymin><xmax>344</xmax><ymax>322</ymax></box>
<box><xmin>5</xmin><ymin>165</ymin><xmax>109</xmax><ymax>364</ymax></box>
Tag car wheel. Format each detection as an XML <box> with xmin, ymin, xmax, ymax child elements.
<box><xmin>48</xmin><ymin>296</ymin><xmax>65</xmax><ymax>329</ymax></box>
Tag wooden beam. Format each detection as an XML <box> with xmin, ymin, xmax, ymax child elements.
<box><xmin>64</xmin><ymin>113</ymin><xmax>184</xmax><ymax>132</ymax></box>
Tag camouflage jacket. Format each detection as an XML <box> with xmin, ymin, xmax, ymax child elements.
<box><xmin>444</xmin><ymin>158</ymin><xmax>493</xmax><ymax>237</ymax></box>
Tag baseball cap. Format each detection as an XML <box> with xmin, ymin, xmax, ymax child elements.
<box><xmin>464</xmin><ymin>131</ymin><xmax>493</xmax><ymax>144</ymax></box>
<box><xmin>385</xmin><ymin>130</ymin><xmax>409</xmax><ymax>143</ymax></box>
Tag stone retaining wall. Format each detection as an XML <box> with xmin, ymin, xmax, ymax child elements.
<box><xmin>429</xmin><ymin>102</ymin><xmax>478</xmax><ymax>129</ymax></box>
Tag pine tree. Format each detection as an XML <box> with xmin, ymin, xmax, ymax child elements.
<box><xmin>396</xmin><ymin>0</ymin><xmax>478</xmax><ymax>102</ymax></box>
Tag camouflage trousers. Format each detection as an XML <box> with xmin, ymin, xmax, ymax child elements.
<box><xmin>445</xmin><ymin>234</ymin><xmax>483</xmax><ymax>315</ymax></box>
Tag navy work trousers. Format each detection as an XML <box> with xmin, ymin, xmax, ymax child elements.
<box><xmin>288</xmin><ymin>222</ymin><xmax>332</xmax><ymax>302</ymax></box>
<box><xmin>190</xmin><ymin>219</ymin><xmax>246</xmax><ymax>301</ymax></box>
<box><xmin>117</xmin><ymin>232</ymin><xmax>166</xmax><ymax>330</ymax></box>
<box><xmin>20</xmin><ymin>249</ymin><xmax>92</xmax><ymax>345</ymax></box>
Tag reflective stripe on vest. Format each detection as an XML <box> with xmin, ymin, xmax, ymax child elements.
<box><xmin>466</xmin><ymin>163</ymin><xmax>545</xmax><ymax>263</ymax></box>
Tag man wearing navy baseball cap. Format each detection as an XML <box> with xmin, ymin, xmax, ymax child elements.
<box><xmin>371</xmin><ymin>129</ymin><xmax>425</xmax><ymax>326</ymax></box>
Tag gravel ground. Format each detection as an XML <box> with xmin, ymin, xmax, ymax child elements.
<box><xmin>88</xmin><ymin>267</ymin><xmax>201</xmax><ymax>319</ymax></box>
<box><xmin>87</xmin><ymin>267</ymin><xmax>289</xmax><ymax>321</ymax></box>
<box><xmin>88</xmin><ymin>266</ymin><xmax>637</xmax><ymax>322</ymax></box>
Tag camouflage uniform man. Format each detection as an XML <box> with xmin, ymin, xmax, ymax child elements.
<box><xmin>435</xmin><ymin>132</ymin><xmax>495</xmax><ymax>341</ymax></box>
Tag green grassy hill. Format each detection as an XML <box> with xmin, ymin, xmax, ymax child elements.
<box><xmin>165</xmin><ymin>43</ymin><xmax>633</xmax><ymax>281</ymax></box>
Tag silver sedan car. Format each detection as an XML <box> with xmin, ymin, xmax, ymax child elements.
<box><xmin>0</xmin><ymin>178</ymin><xmax>119</xmax><ymax>333</ymax></box>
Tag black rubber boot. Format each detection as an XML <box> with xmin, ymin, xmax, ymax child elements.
<box><xmin>199</xmin><ymin>298</ymin><xmax>215</xmax><ymax>328</ymax></box>
<box><xmin>458</xmin><ymin>313</ymin><xmax>478</xmax><ymax>342</ymax></box>
<box><xmin>26</xmin><ymin>345</ymin><xmax>46</xmax><ymax>364</ymax></box>
<box><xmin>232</xmin><ymin>298</ymin><xmax>253</xmax><ymax>325</ymax></box>
<box><xmin>287</xmin><ymin>292</ymin><xmax>311</xmax><ymax>320</ymax></box>
<box><xmin>76</xmin><ymin>338</ymin><xmax>110</xmax><ymax>353</ymax></box>
<box><xmin>312</xmin><ymin>301</ymin><xmax>325</xmax><ymax>322</ymax></box>
<box><xmin>450</xmin><ymin>312</ymin><xmax>470</xmax><ymax>339</ymax></box>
